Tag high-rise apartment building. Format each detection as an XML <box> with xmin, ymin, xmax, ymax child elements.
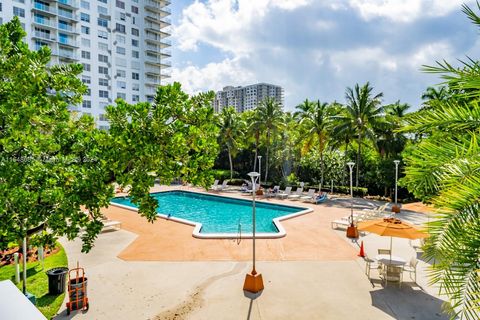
<box><xmin>0</xmin><ymin>0</ymin><xmax>171</xmax><ymax>130</ymax></box>
<box><xmin>214</xmin><ymin>83</ymin><xmax>284</xmax><ymax>113</ymax></box>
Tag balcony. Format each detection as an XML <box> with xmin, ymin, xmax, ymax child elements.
<box><xmin>32</xmin><ymin>17</ymin><xmax>56</xmax><ymax>29</ymax></box>
<box><xmin>145</xmin><ymin>0</ymin><xmax>170</xmax><ymax>13</ymax></box>
<box><xmin>32</xmin><ymin>2</ymin><xmax>57</xmax><ymax>15</ymax></box>
<box><xmin>52</xmin><ymin>50</ymin><xmax>78</xmax><ymax>60</ymax></box>
<box><xmin>145</xmin><ymin>66</ymin><xmax>161</xmax><ymax>75</ymax></box>
<box><xmin>145</xmin><ymin>55</ymin><xmax>171</xmax><ymax>68</ymax></box>
<box><xmin>145</xmin><ymin>76</ymin><xmax>161</xmax><ymax>86</ymax></box>
<box><xmin>57</xmin><ymin>10</ymin><xmax>77</xmax><ymax>20</ymax></box>
<box><xmin>58</xmin><ymin>38</ymin><xmax>79</xmax><ymax>47</ymax></box>
<box><xmin>57</xmin><ymin>0</ymin><xmax>78</xmax><ymax>9</ymax></box>
<box><xmin>32</xmin><ymin>31</ymin><xmax>55</xmax><ymax>42</ymax></box>
<box><xmin>58</xmin><ymin>23</ymin><xmax>78</xmax><ymax>33</ymax></box>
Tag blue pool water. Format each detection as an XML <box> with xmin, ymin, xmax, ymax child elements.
<box><xmin>110</xmin><ymin>191</ymin><xmax>306</xmax><ymax>234</ymax></box>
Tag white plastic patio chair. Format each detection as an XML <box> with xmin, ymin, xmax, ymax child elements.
<box><xmin>276</xmin><ymin>186</ymin><xmax>292</xmax><ymax>199</ymax></box>
<box><xmin>288</xmin><ymin>187</ymin><xmax>303</xmax><ymax>200</ymax></box>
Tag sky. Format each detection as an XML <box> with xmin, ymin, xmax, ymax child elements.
<box><xmin>168</xmin><ymin>0</ymin><xmax>480</xmax><ymax>111</ymax></box>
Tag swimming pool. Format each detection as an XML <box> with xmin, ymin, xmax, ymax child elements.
<box><xmin>110</xmin><ymin>191</ymin><xmax>312</xmax><ymax>238</ymax></box>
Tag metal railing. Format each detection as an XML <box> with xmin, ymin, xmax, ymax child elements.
<box><xmin>33</xmin><ymin>18</ymin><xmax>56</xmax><ymax>28</ymax></box>
<box><xmin>33</xmin><ymin>2</ymin><xmax>56</xmax><ymax>14</ymax></box>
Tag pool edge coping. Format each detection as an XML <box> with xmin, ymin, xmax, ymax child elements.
<box><xmin>109</xmin><ymin>190</ymin><xmax>314</xmax><ymax>239</ymax></box>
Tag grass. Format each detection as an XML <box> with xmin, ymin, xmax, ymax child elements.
<box><xmin>0</xmin><ymin>243</ymin><xmax>68</xmax><ymax>319</ymax></box>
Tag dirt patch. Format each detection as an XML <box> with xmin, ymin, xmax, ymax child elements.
<box><xmin>153</xmin><ymin>262</ymin><xmax>247</xmax><ymax>320</ymax></box>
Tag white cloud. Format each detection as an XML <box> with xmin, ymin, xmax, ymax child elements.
<box><xmin>171</xmin><ymin>0</ymin><xmax>480</xmax><ymax>110</ymax></box>
<box><xmin>171</xmin><ymin>58</ymin><xmax>255</xmax><ymax>95</ymax></box>
<box><xmin>174</xmin><ymin>0</ymin><xmax>311</xmax><ymax>54</ymax></box>
<box><xmin>348</xmin><ymin>0</ymin><xmax>475</xmax><ymax>22</ymax></box>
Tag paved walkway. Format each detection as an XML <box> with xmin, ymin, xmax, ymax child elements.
<box><xmin>53</xmin><ymin>186</ymin><xmax>448</xmax><ymax>320</ymax></box>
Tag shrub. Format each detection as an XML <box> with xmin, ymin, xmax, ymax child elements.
<box><xmin>212</xmin><ymin>169</ymin><xmax>239</xmax><ymax>180</ymax></box>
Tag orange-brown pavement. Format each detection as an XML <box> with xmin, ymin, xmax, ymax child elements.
<box><xmin>104</xmin><ymin>186</ymin><xmax>357</xmax><ymax>261</ymax></box>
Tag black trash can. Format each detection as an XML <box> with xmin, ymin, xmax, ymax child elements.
<box><xmin>46</xmin><ymin>267</ymin><xmax>69</xmax><ymax>295</ymax></box>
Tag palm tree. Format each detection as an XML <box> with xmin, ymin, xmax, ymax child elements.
<box><xmin>244</xmin><ymin>110</ymin><xmax>263</xmax><ymax>172</ymax></box>
<box><xmin>255</xmin><ymin>97</ymin><xmax>284</xmax><ymax>183</ymax></box>
<box><xmin>218</xmin><ymin>107</ymin><xmax>245</xmax><ymax>179</ymax></box>
<box><xmin>297</xmin><ymin>100</ymin><xmax>335</xmax><ymax>190</ymax></box>
<box><xmin>375</xmin><ymin>101</ymin><xmax>409</xmax><ymax>157</ymax></box>
<box><xmin>334</xmin><ymin>82</ymin><xmax>384</xmax><ymax>186</ymax></box>
<box><xmin>399</xmin><ymin>4</ymin><xmax>480</xmax><ymax>318</ymax></box>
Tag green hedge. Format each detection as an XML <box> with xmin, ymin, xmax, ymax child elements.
<box><xmin>212</xmin><ymin>169</ymin><xmax>239</xmax><ymax>181</ymax></box>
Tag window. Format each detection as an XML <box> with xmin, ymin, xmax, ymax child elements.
<box><xmin>98</xmin><ymin>54</ymin><xmax>108</xmax><ymax>63</ymax></box>
<box><xmin>98</xmin><ymin>66</ymin><xmax>109</xmax><ymax>75</ymax></box>
<box><xmin>99</xmin><ymin>90</ymin><xmax>109</xmax><ymax>98</ymax></box>
<box><xmin>99</xmin><ymin>78</ymin><xmax>109</xmax><ymax>86</ymax></box>
<box><xmin>131</xmin><ymin>6</ymin><xmax>138</xmax><ymax>14</ymax></box>
<box><xmin>81</xmin><ymin>38</ymin><xmax>90</xmax><ymax>47</ymax></box>
<box><xmin>82</xmin><ymin>76</ymin><xmax>91</xmax><ymax>84</ymax></box>
<box><xmin>116</xmin><ymin>0</ymin><xmax>125</xmax><ymax>9</ymax></box>
<box><xmin>99</xmin><ymin>125</ymin><xmax>110</xmax><ymax>131</ymax></box>
<box><xmin>98</xmin><ymin>42</ymin><xmax>108</xmax><ymax>51</ymax></box>
<box><xmin>81</xmin><ymin>51</ymin><xmax>90</xmax><ymax>59</ymax></box>
<box><xmin>117</xmin><ymin>92</ymin><xmax>126</xmax><ymax>99</ymax></box>
<box><xmin>99</xmin><ymin>114</ymin><xmax>108</xmax><ymax>121</ymax></box>
<box><xmin>97</xmin><ymin>18</ymin><xmax>108</xmax><ymax>28</ymax></box>
<box><xmin>98</xmin><ymin>30</ymin><xmax>108</xmax><ymax>39</ymax></box>
<box><xmin>115</xmin><ymin>23</ymin><xmax>125</xmax><ymax>34</ymax></box>
<box><xmin>119</xmin><ymin>12</ymin><xmax>126</xmax><ymax>21</ymax></box>
<box><xmin>116</xmin><ymin>34</ymin><xmax>125</xmax><ymax>44</ymax></box>
<box><xmin>116</xmin><ymin>69</ymin><xmax>126</xmax><ymax>78</ymax></box>
<box><xmin>132</xmin><ymin>16</ymin><xmax>136</xmax><ymax>25</ymax></box>
<box><xmin>80</xmin><ymin>13</ymin><xmax>90</xmax><ymax>22</ymax></box>
<box><xmin>132</xmin><ymin>95</ymin><xmax>139</xmax><ymax>102</ymax></box>
<box><xmin>98</xmin><ymin>6</ymin><xmax>108</xmax><ymax>15</ymax></box>
<box><xmin>13</xmin><ymin>7</ymin><xmax>25</xmax><ymax>18</ymax></box>
<box><xmin>131</xmin><ymin>28</ymin><xmax>139</xmax><ymax>36</ymax></box>
<box><xmin>132</xmin><ymin>51</ymin><xmax>139</xmax><ymax>58</ymax></box>
<box><xmin>132</xmin><ymin>39</ymin><xmax>139</xmax><ymax>47</ymax></box>
<box><xmin>99</xmin><ymin>102</ymin><xmax>109</xmax><ymax>109</ymax></box>
<box><xmin>81</xmin><ymin>0</ymin><xmax>90</xmax><ymax>9</ymax></box>
<box><xmin>117</xmin><ymin>81</ymin><xmax>126</xmax><ymax>89</ymax></box>
<box><xmin>132</xmin><ymin>72</ymin><xmax>139</xmax><ymax>80</ymax></box>
<box><xmin>81</xmin><ymin>26</ymin><xmax>90</xmax><ymax>34</ymax></box>
<box><xmin>82</xmin><ymin>100</ymin><xmax>91</xmax><ymax>108</ymax></box>
<box><xmin>98</xmin><ymin>0</ymin><xmax>107</xmax><ymax>3</ymax></box>
<box><xmin>132</xmin><ymin>83</ymin><xmax>139</xmax><ymax>91</ymax></box>
<box><xmin>116</xmin><ymin>47</ymin><xmax>125</xmax><ymax>55</ymax></box>
<box><xmin>82</xmin><ymin>63</ymin><xmax>91</xmax><ymax>71</ymax></box>
<box><xmin>84</xmin><ymin>88</ymin><xmax>91</xmax><ymax>96</ymax></box>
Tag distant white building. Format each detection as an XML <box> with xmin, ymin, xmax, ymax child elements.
<box><xmin>214</xmin><ymin>83</ymin><xmax>284</xmax><ymax>113</ymax></box>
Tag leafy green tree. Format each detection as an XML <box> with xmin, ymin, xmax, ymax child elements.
<box><xmin>255</xmin><ymin>97</ymin><xmax>284</xmax><ymax>183</ymax></box>
<box><xmin>217</xmin><ymin>107</ymin><xmax>245</xmax><ymax>179</ymax></box>
<box><xmin>0</xmin><ymin>18</ymin><xmax>219</xmax><ymax>259</ymax></box>
<box><xmin>334</xmin><ymin>82</ymin><xmax>384</xmax><ymax>186</ymax></box>
<box><xmin>400</xmin><ymin>3</ymin><xmax>480</xmax><ymax>318</ymax></box>
<box><xmin>375</xmin><ymin>101</ymin><xmax>409</xmax><ymax>158</ymax></box>
<box><xmin>296</xmin><ymin>100</ymin><xmax>335</xmax><ymax>189</ymax></box>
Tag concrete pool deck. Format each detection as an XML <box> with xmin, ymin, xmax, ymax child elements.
<box><xmin>54</xmin><ymin>185</ymin><xmax>449</xmax><ymax>319</ymax></box>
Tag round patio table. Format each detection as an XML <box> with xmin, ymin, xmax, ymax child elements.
<box><xmin>375</xmin><ymin>254</ymin><xmax>406</xmax><ymax>266</ymax></box>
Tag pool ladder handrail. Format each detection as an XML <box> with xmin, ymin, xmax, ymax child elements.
<box><xmin>237</xmin><ymin>222</ymin><xmax>242</xmax><ymax>245</ymax></box>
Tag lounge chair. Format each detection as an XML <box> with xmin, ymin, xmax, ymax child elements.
<box><xmin>266</xmin><ymin>186</ymin><xmax>280</xmax><ymax>198</ymax></box>
<box><xmin>300</xmin><ymin>189</ymin><xmax>316</xmax><ymax>202</ymax></box>
<box><xmin>288</xmin><ymin>187</ymin><xmax>303</xmax><ymax>200</ymax></box>
<box><xmin>102</xmin><ymin>220</ymin><xmax>122</xmax><ymax>232</ymax></box>
<box><xmin>276</xmin><ymin>186</ymin><xmax>292</xmax><ymax>199</ymax></box>
<box><xmin>210</xmin><ymin>180</ymin><xmax>219</xmax><ymax>190</ymax></box>
<box><xmin>313</xmin><ymin>192</ymin><xmax>328</xmax><ymax>204</ymax></box>
<box><xmin>217</xmin><ymin>180</ymin><xmax>229</xmax><ymax>191</ymax></box>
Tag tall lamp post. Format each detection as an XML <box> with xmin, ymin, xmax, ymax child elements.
<box><xmin>346</xmin><ymin>162</ymin><xmax>359</xmax><ymax>238</ymax></box>
<box><xmin>243</xmin><ymin>172</ymin><xmax>264</xmax><ymax>293</ymax></box>
<box><xmin>392</xmin><ymin>160</ymin><xmax>401</xmax><ymax>213</ymax></box>
<box><xmin>257</xmin><ymin>155</ymin><xmax>262</xmax><ymax>187</ymax></box>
